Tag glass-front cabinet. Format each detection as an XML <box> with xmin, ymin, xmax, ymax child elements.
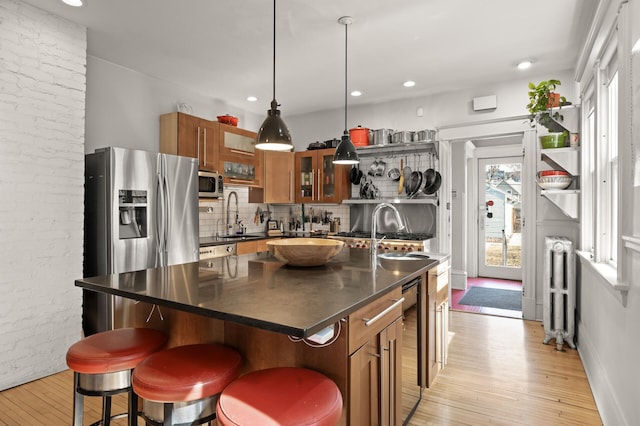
<box><xmin>295</xmin><ymin>148</ymin><xmax>351</xmax><ymax>203</ymax></box>
<box><xmin>218</xmin><ymin>124</ymin><xmax>263</xmax><ymax>188</ymax></box>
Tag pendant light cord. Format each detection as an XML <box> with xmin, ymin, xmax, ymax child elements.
<box><xmin>344</xmin><ymin>21</ymin><xmax>348</xmax><ymax>133</ymax></box>
<box><xmin>272</xmin><ymin>0</ymin><xmax>277</xmax><ymax>108</ymax></box>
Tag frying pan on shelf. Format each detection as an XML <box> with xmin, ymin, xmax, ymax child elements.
<box><xmin>423</xmin><ymin>153</ymin><xmax>437</xmax><ymax>189</ymax></box>
<box><xmin>423</xmin><ymin>153</ymin><xmax>442</xmax><ymax>194</ymax></box>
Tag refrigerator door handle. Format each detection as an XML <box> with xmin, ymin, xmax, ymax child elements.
<box><xmin>162</xmin><ymin>162</ymin><xmax>171</xmax><ymax>261</ymax></box>
<box><xmin>156</xmin><ymin>158</ymin><xmax>167</xmax><ymax>266</ymax></box>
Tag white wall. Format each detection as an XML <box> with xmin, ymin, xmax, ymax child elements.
<box><xmin>85</xmin><ymin>57</ymin><xmax>264</xmax><ymax>155</ymax></box>
<box><xmin>285</xmin><ymin>70</ymin><xmax>578</xmax><ymax>146</ymax></box>
<box><xmin>0</xmin><ymin>0</ymin><xmax>85</xmax><ymax>390</ymax></box>
<box><xmin>574</xmin><ymin>1</ymin><xmax>640</xmax><ymax>424</ymax></box>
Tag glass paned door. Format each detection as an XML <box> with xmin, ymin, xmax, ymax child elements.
<box><xmin>478</xmin><ymin>157</ymin><xmax>523</xmax><ymax>280</ymax></box>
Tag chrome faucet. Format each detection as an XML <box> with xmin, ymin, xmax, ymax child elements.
<box><xmin>371</xmin><ymin>203</ymin><xmax>405</xmax><ymax>255</ymax></box>
<box><xmin>226</xmin><ymin>191</ymin><xmax>239</xmax><ymax>235</ymax></box>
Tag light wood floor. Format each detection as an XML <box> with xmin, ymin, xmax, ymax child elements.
<box><xmin>0</xmin><ymin>311</ymin><xmax>601</xmax><ymax>425</ymax></box>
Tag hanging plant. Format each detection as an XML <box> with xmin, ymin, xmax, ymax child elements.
<box><xmin>526</xmin><ymin>79</ymin><xmax>567</xmax><ymax>130</ymax></box>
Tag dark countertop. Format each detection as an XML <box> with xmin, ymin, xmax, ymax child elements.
<box><xmin>199</xmin><ymin>231</ymin><xmax>327</xmax><ymax>247</ymax></box>
<box><xmin>76</xmin><ymin>248</ymin><xmax>441</xmax><ymax>338</ymax></box>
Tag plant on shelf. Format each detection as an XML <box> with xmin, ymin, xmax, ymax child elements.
<box><xmin>527</xmin><ymin>79</ymin><xmax>567</xmax><ymax>130</ymax></box>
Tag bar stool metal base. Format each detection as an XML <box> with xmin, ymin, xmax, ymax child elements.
<box><xmin>139</xmin><ymin>395</ymin><xmax>217</xmax><ymax>426</ymax></box>
<box><xmin>73</xmin><ymin>370</ymin><xmax>138</xmax><ymax>426</ymax></box>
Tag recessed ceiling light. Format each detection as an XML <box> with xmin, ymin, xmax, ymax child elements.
<box><xmin>403</xmin><ymin>81</ymin><xmax>416</xmax><ymax>88</ymax></box>
<box><xmin>517</xmin><ymin>60</ymin><xmax>532</xmax><ymax>70</ymax></box>
<box><xmin>247</xmin><ymin>96</ymin><xmax>258</xmax><ymax>102</ymax></box>
<box><xmin>350</xmin><ymin>90</ymin><xmax>362</xmax><ymax>97</ymax></box>
<box><xmin>61</xmin><ymin>0</ymin><xmax>86</xmax><ymax>6</ymax></box>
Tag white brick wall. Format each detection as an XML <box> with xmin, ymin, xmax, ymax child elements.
<box><xmin>0</xmin><ymin>0</ymin><xmax>86</xmax><ymax>390</ymax></box>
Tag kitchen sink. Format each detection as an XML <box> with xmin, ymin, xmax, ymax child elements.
<box><xmin>377</xmin><ymin>252</ymin><xmax>430</xmax><ymax>260</ymax></box>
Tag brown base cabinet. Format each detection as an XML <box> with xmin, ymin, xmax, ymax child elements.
<box><xmin>348</xmin><ymin>287</ymin><xmax>403</xmax><ymax>425</ymax></box>
<box><xmin>349</xmin><ymin>317</ymin><xmax>403</xmax><ymax>426</ymax></box>
<box><xmin>427</xmin><ymin>260</ymin><xmax>449</xmax><ymax>387</ymax></box>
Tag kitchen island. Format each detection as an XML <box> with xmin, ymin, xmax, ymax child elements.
<box><xmin>76</xmin><ymin>248</ymin><xmax>447</xmax><ymax>425</ymax></box>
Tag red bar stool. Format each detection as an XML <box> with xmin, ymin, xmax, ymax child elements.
<box><xmin>66</xmin><ymin>327</ymin><xmax>168</xmax><ymax>426</ymax></box>
<box><xmin>132</xmin><ymin>343</ymin><xmax>242</xmax><ymax>425</ymax></box>
<box><xmin>216</xmin><ymin>367</ymin><xmax>343</xmax><ymax>426</ymax></box>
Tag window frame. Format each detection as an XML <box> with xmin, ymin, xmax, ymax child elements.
<box><xmin>580</xmin><ymin>27</ymin><xmax>619</xmax><ymax>269</ymax></box>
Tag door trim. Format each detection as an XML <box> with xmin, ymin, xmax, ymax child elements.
<box><xmin>439</xmin><ymin>119</ymin><xmax>537</xmax><ymax>320</ymax></box>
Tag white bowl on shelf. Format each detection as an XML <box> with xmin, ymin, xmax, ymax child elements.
<box><xmin>536</xmin><ymin>175</ymin><xmax>572</xmax><ymax>190</ymax></box>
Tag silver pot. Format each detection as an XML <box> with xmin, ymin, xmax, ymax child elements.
<box><xmin>392</xmin><ymin>131</ymin><xmax>413</xmax><ymax>144</ymax></box>
<box><xmin>372</xmin><ymin>129</ymin><xmax>393</xmax><ymax>145</ymax></box>
<box><xmin>416</xmin><ymin>129</ymin><xmax>436</xmax><ymax>141</ymax></box>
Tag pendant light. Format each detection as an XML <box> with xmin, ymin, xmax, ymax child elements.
<box><xmin>255</xmin><ymin>0</ymin><xmax>293</xmax><ymax>151</ymax></box>
<box><xmin>333</xmin><ymin>16</ymin><xmax>360</xmax><ymax>165</ymax></box>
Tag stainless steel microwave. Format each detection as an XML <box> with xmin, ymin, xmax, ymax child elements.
<box><xmin>198</xmin><ymin>171</ymin><xmax>224</xmax><ymax>198</ymax></box>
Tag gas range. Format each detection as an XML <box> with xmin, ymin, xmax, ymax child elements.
<box><xmin>330</xmin><ymin>231</ymin><xmax>435</xmax><ymax>252</ymax></box>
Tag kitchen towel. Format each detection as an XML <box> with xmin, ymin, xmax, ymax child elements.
<box><xmin>458</xmin><ymin>287</ymin><xmax>522</xmax><ymax>311</ymax></box>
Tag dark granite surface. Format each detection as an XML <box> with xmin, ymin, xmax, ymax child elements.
<box><xmin>76</xmin><ymin>248</ymin><xmax>440</xmax><ymax>338</ymax></box>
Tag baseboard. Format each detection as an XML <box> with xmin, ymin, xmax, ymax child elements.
<box><xmin>577</xmin><ymin>319</ymin><xmax>627</xmax><ymax>425</ymax></box>
<box><xmin>522</xmin><ymin>296</ymin><xmax>537</xmax><ymax>321</ymax></box>
<box><xmin>451</xmin><ymin>269</ymin><xmax>467</xmax><ymax>290</ymax></box>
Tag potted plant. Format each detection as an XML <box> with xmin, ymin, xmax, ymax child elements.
<box><xmin>527</xmin><ymin>79</ymin><xmax>568</xmax><ymax>148</ymax></box>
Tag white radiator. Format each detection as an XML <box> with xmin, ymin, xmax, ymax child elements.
<box><xmin>542</xmin><ymin>236</ymin><xmax>576</xmax><ymax>350</ymax></box>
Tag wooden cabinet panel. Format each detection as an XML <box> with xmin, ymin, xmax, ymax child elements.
<box><xmin>236</xmin><ymin>239</ymin><xmax>273</xmax><ymax>255</ymax></box>
<box><xmin>427</xmin><ymin>261</ymin><xmax>449</xmax><ymax>387</ymax></box>
<box><xmin>160</xmin><ymin>112</ymin><xmax>218</xmax><ymax>172</ymax></box>
<box><xmin>348</xmin><ymin>314</ymin><xmax>403</xmax><ymax>426</ymax></box>
<box><xmin>250</xmin><ymin>151</ymin><xmax>295</xmax><ymax>203</ymax></box>
<box><xmin>380</xmin><ymin>317</ymin><xmax>403</xmax><ymax>426</ymax></box>
<box><xmin>295</xmin><ymin>149</ymin><xmax>351</xmax><ymax>203</ymax></box>
<box><xmin>349</xmin><ymin>336</ymin><xmax>379</xmax><ymax>426</ymax></box>
<box><xmin>348</xmin><ymin>287</ymin><xmax>402</xmax><ymax>353</ymax></box>
<box><xmin>219</xmin><ymin>124</ymin><xmax>262</xmax><ymax>188</ymax></box>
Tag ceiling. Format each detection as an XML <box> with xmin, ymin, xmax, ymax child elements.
<box><xmin>21</xmin><ymin>0</ymin><xmax>598</xmax><ymax>116</ymax></box>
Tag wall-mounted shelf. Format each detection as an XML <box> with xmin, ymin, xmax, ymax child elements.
<box><xmin>541</xmin><ymin>147</ymin><xmax>580</xmax><ymax>176</ymax></box>
<box><xmin>540</xmin><ymin>189</ymin><xmax>580</xmax><ymax>219</ymax></box>
<box><xmin>543</xmin><ymin>104</ymin><xmax>580</xmax><ymax>134</ymax></box>
<box><xmin>356</xmin><ymin>141</ymin><xmax>437</xmax><ymax>157</ymax></box>
<box><xmin>343</xmin><ymin>197</ymin><xmax>438</xmax><ymax>205</ymax></box>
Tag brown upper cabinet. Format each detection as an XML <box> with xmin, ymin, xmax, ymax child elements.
<box><xmin>160</xmin><ymin>112</ymin><xmax>263</xmax><ymax>188</ymax></box>
<box><xmin>249</xmin><ymin>151</ymin><xmax>295</xmax><ymax>204</ymax></box>
<box><xmin>218</xmin><ymin>123</ymin><xmax>262</xmax><ymax>188</ymax></box>
<box><xmin>295</xmin><ymin>148</ymin><xmax>351</xmax><ymax>204</ymax></box>
<box><xmin>160</xmin><ymin>112</ymin><xmax>219</xmax><ymax>172</ymax></box>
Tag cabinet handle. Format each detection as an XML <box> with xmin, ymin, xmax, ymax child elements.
<box><xmin>311</xmin><ymin>170</ymin><xmax>315</xmax><ymax>201</ymax></box>
<box><xmin>317</xmin><ymin>169</ymin><xmax>321</xmax><ymax>200</ymax></box>
<box><xmin>203</xmin><ymin>127</ymin><xmax>207</xmax><ymax>165</ymax></box>
<box><xmin>289</xmin><ymin>170</ymin><xmax>293</xmax><ymax>202</ymax></box>
<box><xmin>197</xmin><ymin>126</ymin><xmax>201</xmax><ymax>162</ymax></box>
<box><xmin>380</xmin><ymin>343</ymin><xmax>387</xmax><ymax>425</ymax></box>
<box><xmin>362</xmin><ymin>297</ymin><xmax>405</xmax><ymax>327</ymax></box>
<box><xmin>229</xmin><ymin>148</ymin><xmax>255</xmax><ymax>157</ymax></box>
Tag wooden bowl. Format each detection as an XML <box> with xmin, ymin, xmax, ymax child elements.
<box><xmin>267</xmin><ymin>238</ymin><xmax>344</xmax><ymax>267</ymax></box>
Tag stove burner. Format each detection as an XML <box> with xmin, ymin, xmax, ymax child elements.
<box><xmin>335</xmin><ymin>231</ymin><xmax>433</xmax><ymax>241</ymax></box>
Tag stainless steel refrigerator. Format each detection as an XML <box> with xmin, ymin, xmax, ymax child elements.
<box><xmin>83</xmin><ymin>147</ymin><xmax>199</xmax><ymax>334</ymax></box>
